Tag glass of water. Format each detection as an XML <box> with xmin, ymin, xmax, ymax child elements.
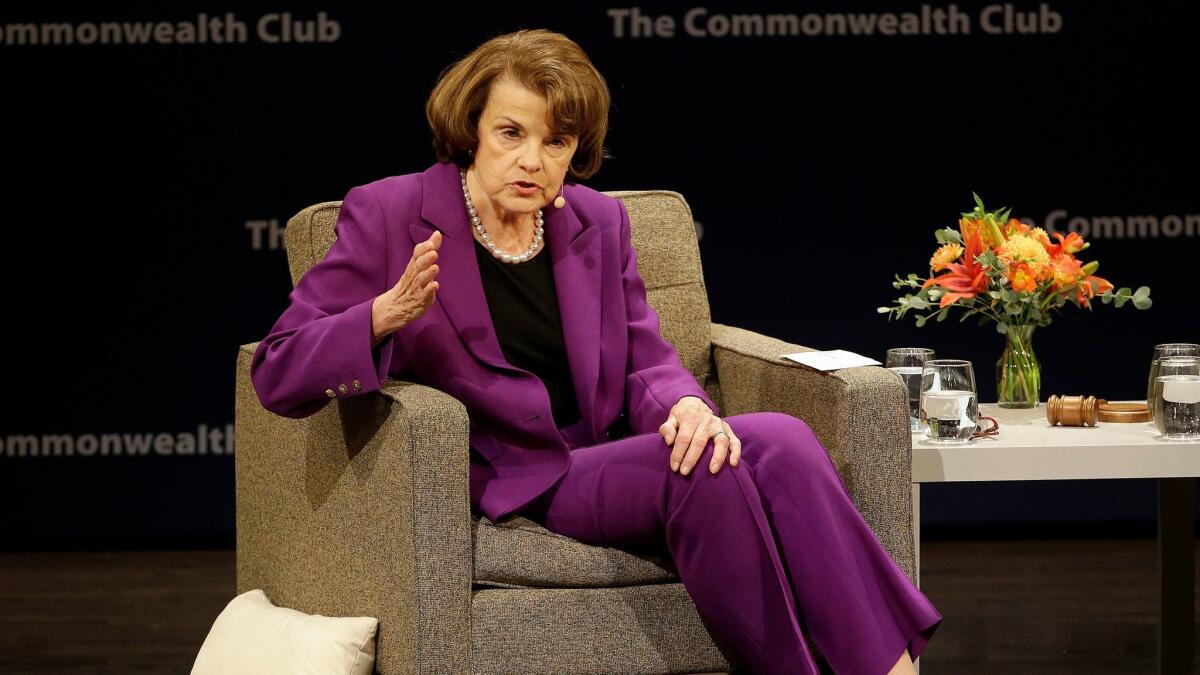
<box><xmin>887</xmin><ymin>348</ymin><xmax>936</xmax><ymax>433</ymax></box>
<box><xmin>919</xmin><ymin>359</ymin><xmax>979</xmax><ymax>445</ymax></box>
<box><xmin>1151</xmin><ymin>356</ymin><xmax>1200</xmax><ymax>441</ymax></box>
<box><xmin>1147</xmin><ymin>344</ymin><xmax>1200</xmax><ymax>421</ymax></box>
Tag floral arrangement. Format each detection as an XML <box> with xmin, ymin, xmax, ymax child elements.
<box><xmin>877</xmin><ymin>194</ymin><xmax>1152</xmax><ymax>407</ymax></box>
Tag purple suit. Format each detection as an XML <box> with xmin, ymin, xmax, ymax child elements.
<box><xmin>250</xmin><ymin>160</ymin><xmax>717</xmax><ymax>522</ymax></box>
<box><xmin>250</xmin><ymin>159</ymin><xmax>942</xmax><ymax>673</ymax></box>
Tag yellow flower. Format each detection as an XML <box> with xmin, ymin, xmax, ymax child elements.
<box><xmin>1029</xmin><ymin>226</ymin><xmax>1052</xmax><ymax>249</ymax></box>
<box><xmin>997</xmin><ymin>233</ymin><xmax>1050</xmax><ymax>271</ymax></box>
<box><xmin>929</xmin><ymin>242</ymin><xmax>964</xmax><ymax>272</ymax></box>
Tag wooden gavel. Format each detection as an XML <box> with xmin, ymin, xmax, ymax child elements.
<box><xmin>1046</xmin><ymin>395</ymin><xmax>1151</xmax><ymax>426</ymax></box>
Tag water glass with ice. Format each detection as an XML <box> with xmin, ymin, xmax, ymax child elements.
<box><xmin>1151</xmin><ymin>356</ymin><xmax>1200</xmax><ymax>441</ymax></box>
<box><xmin>920</xmin><ymin>359</ymin><xmax>979</xmax><ymax>445</ymax></box>
<box><xmin>886</xmin><ymin>347</ymin><xmax>936</xmax><ymax>433</ymax></box>
<box><xmin>1147</xmin><ymin>344</ymin><xmax>1200</xmax><ymax>421</ymax></box>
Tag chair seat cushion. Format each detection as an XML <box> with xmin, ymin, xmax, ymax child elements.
<box><xmin>470</xmin><ymin>584</ymin><xmax>730</xmax><ymax>673</ymax></box>
<box><xmin>472</xmin><ymin>514</ymin><xmax>679</xmax><ymax>588</ymax></box>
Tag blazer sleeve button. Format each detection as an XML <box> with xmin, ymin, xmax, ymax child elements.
<box><xmin>325</xmin><ymin>388</ymin><xmax>336</xmax><ymax>398</ymax></box>
<box><xmin>338</xmin><ymin>383</ymin><xmax>349</xmax><ymax>394</ymax></box>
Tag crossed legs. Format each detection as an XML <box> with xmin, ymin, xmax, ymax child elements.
<box><xmin>520</xmin><ymin>411</ymin><xmax>941</xmax><ymax>674</ymax></box>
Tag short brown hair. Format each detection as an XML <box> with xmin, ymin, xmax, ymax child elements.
<box><xmin>426</xmin><ymin>29</ymin><xmax>612</xmax><ymax>182</ymax></box>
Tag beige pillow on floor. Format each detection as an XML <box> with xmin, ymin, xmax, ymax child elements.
<box><xmin>191</xmin><ymin>589</ymin><xmax>378</xmax><ymax>675</ymax></box>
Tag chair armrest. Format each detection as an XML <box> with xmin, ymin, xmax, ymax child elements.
<box><xmin>708</xmin><ymin>324</ymin><xmax>916</xmax><ymax>582</ymax></box>
<box><xmin>234</xmin><ymin>342</ymin><xmax>473</xmax><ymax>675</ymax></box>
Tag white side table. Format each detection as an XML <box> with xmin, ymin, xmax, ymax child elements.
<box><xmin>911</xmin><ymin>401</ymin><xmax>1199</xmax><ymax>674</ymax></box>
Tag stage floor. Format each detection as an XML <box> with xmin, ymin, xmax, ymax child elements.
<box><xmin>0</xmin><ymin>539</ymin><xmax>1197</xmax><ymax>673</ymax></box>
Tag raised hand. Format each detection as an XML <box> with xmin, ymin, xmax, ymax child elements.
<box><xmin>371</xmin><ymin>230</ymin><xmax>442</xmax><ymax>346</ymax></box>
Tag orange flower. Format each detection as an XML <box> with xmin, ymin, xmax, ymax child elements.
<box><xmin>923</xmin><ymin>228</ymin><xmax>990</xmax><ymax>307</ymax></box>
<box><xmin>960</xmin><ymin>212</ymin><xmax>1008</xmax><ymax>247</ymax></box>
<box><xmin>1048</xmin><ymin>231</ymin><xmax>1085</xmax><ymax>256</ymax></box>
<box><xmin>1036</xmin><ymin>260</ymin><xmax>1056</xmax><ymax>283</ymax></box>
<box><xmin>1075</xmin><ymin>274</ymin><xmax>1115</xmax><ymax>308</ymax></box>
<box><xmin>958</xmin><ymin>217</ymin><xmax>980</xmax><ymax>245</ymax></box>
<box><xmin>1009</xmin><ymin>263</ymin><xmax>1038</xmax><ymax>293</ymax></box>
<box><xmin>929</xmin><ymin>243</ymin><xmax>964</xmax><ymax>272</ymax></box>
<box><xmin>960</xmin><ymin>216</ymin><xmax>1005</xmax><ymax>249</ymax></box>
<box><xmin>1049</xmin><ymin>255</ymin><xmax>1082</xmax><ymax>290</ymax></box>
<box><xmin>1005</xmin><ymin>218</ymin><xmax>1030</xmax><ymax>238</ymax></box>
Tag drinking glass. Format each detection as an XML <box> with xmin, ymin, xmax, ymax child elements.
<box><xmin>1147</xmin><ymin>344</ymin><xmax>1200</xmax><ymax>420</ymax></box>
<box><xmin>1151</xmin><ymin>356</ymin><xmax>1200</xmax><ymax>441</ymax></box>
<box><xmin>919</xmin><ymin>359</ymin><xmax>979</xmax><ymax>445</ymax></box>
<box><xmin>886</xmin><ymin>348</ymin><xmax>936</xmax><ymax>433</ymax></box>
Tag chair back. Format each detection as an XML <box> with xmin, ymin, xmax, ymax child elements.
<box><xmin>282</xmin><ymin>190</ymin><xmax>713</xmax><ymax>383</ymax></box>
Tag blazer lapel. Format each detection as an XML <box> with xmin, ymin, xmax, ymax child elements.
<box><xmin>413</xmin><ymin>162</ymin><xmax>514</xmax><ymax>373</ymax></box>
<box><xmin>412</xmin><ymin>162</ymin><xmax>603</xmax><ymax>430</ymax></box>
<box><xmin>546</xmin><ymin>195</ymin><xmax>601</xmax><ymax>432</ymax></box>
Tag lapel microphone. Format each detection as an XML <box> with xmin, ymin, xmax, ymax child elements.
<box><xmin>553</xmin><ymin>182</ymin><xmax>566</xmax><ymax>209</ymax></box>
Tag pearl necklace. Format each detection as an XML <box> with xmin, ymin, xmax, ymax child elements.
<box><xmin>460</xmin><ymin>168</ymin><xmax>544</xmax><ymax>264</ymax></box>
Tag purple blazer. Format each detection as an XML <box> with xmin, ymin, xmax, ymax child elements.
<box><xmin>250</xmin><ymin>160</ymin><xmax>719</xmax><ymax>522</ymax></box>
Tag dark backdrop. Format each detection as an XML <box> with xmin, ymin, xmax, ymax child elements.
<box><xmin>3</xmin><ymin>1</ymin><xmax>1196</xmax><ymax>548</ymax></box>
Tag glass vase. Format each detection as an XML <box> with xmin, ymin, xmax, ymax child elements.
<box><xmin>996</xmin><ymin>324</ymin><xmax>1041</xmax><ymax>408</ymax></box>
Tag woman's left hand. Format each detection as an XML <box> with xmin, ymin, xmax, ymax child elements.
<box><xmin>660</xmin><ymin>396</ymin><xmax>741</xmax><ymax>475</ymax></box>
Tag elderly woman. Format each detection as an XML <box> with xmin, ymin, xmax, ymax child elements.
<box><xmin>250</xmin><ymin>29</ymin><xmax>940</xmax><ymax>675</ymax></box>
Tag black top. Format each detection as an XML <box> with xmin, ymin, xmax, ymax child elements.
<box><xmin>473</xmin><ymin>236</ymin><xmax>582</xmax><ymax>430</ymax></box>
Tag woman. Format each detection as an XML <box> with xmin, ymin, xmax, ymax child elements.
<box><xmin>250</xmin><ymin>29</ymin><xmax>941</xmax><ymax>675</ymax></box>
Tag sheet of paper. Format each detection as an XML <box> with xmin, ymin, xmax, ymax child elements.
<box><xmin>780</xmin><ymin>349</ymin><xmax>882</xmax><ymax>371</ymax></box>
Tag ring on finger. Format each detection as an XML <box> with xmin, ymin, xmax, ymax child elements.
<box><xmin>713</xmin><ymin>430</ymin><xmax>728</xmax><ymax>439</ymax></box>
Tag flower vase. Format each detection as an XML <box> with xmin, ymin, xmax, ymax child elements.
<box><xmin>996</xmin><ymin>324</ymin><xmax>1041</xmax><ymax>408</ymax></box>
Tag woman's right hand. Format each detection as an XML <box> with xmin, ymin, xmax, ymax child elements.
<box><xmin>371</xmin><ymin>230</ymin><xmax>442</xmax><ymax>346</ymax></box>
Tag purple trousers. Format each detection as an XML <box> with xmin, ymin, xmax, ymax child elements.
<box><xmin>519</xmin><ymin>411</ymin><xmax>942</xmax><ymax>674</ymax></box>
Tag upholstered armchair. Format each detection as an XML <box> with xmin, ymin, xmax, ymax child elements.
<box><xmin>234</xmin><ymin>189</ymin><xmax>915</xmax><ymax>674</ymax></box>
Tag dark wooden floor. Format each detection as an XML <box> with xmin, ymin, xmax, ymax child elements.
<box><xmin>0</xmin><ymin>538</ymin><xmax>1196</xmax><ymax>674</ymax></box>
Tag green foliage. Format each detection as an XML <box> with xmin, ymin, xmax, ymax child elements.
<box><xmin>961</xmin><ymin>193</ymin><xmax>1012</xmax><ymax>232</ymax></box>
<box><xmin>935</xmin><ymin>227</ymin><xmax>963</xmax><ymax>245</ymax></box>
<box><xmin>1100</xmin><ymin>285</ymin><xmax>1153</xmax><ymax>310</ymax></box>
